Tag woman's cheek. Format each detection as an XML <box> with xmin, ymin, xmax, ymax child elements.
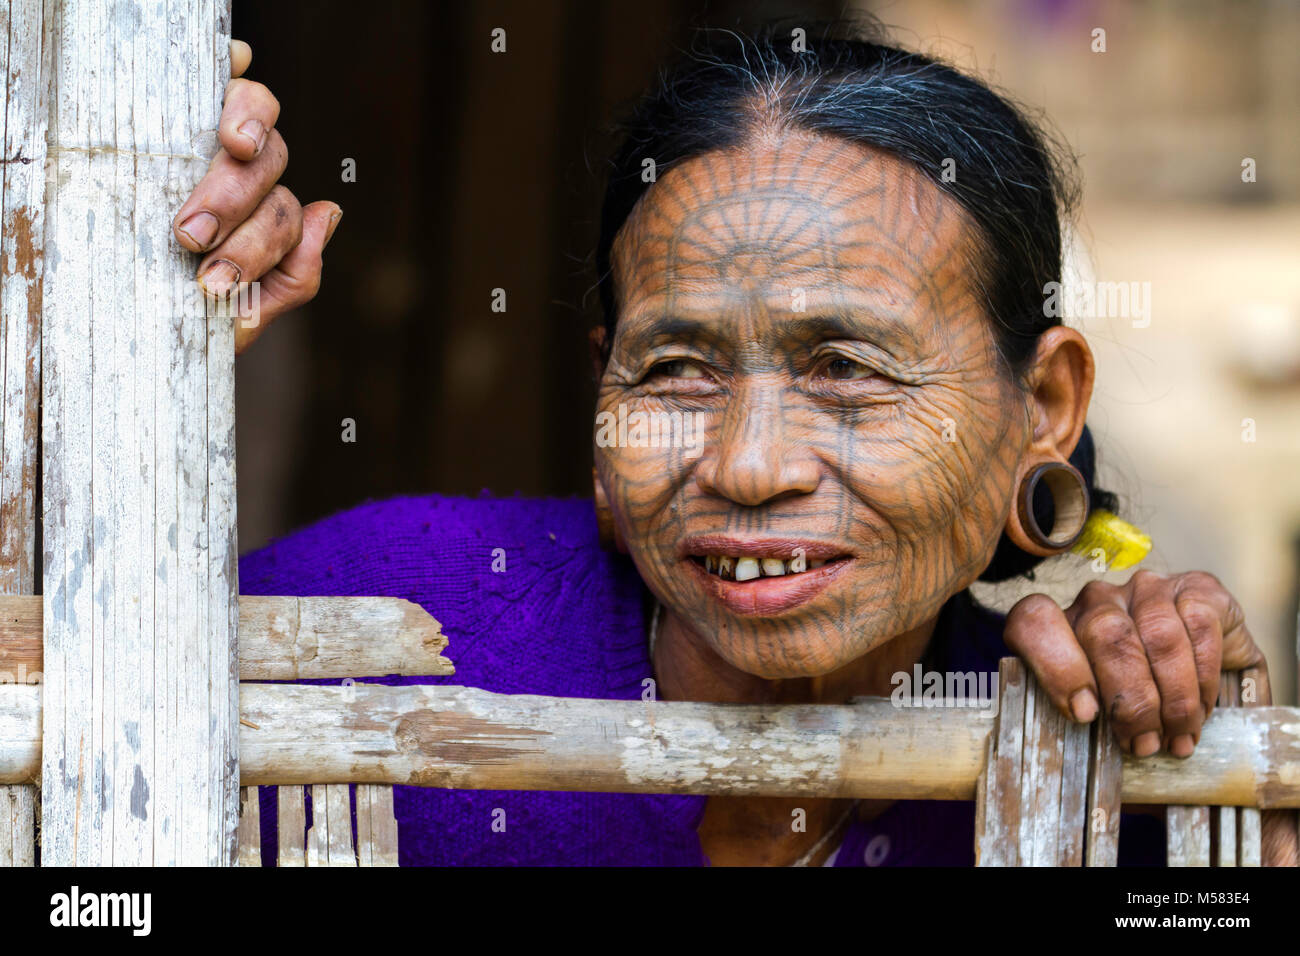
<box><xmin>594</xmin><ymin>414</ymin><xmax>698</xmax><ymax>557</ymax></box>
<box><xmin>838</xmin><ymin>395</ymin><xmax>1023</xmax><ymax>558</ymax></box>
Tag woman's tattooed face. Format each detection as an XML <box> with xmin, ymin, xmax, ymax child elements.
<box><xmin>595</xmin><ymin>133</ymin><xmax>1033</xmax><ymax>678</ymax></box>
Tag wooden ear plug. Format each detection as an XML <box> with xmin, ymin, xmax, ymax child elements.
<box><xmin>1017</xmin><ymin>462</ymin><xmax>1090</xmax><ymax>551</ymax></box>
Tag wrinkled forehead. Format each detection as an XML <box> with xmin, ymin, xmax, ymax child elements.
<box><xmin>611</xmin><ymin>134</ymin><xmax>975</xmax><ymax>319</ymax></box>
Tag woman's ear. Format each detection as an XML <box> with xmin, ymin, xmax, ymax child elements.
<box><xmin>1022</xmin><ymin>325</ymin><xmax>1095</xmax><ymax>463</ymax></box>
<box><xmin>592</xmin><ymin>465</ymin><xmax>628</xmax><ymax>553</ymax></box>
<box><xmin>588</xmin><ymin>327</ymin><xmax>608</xmax><ymax>382</ymax></box>
<box><xmin>1002</xmin><ymin>326</ymin><xmax>1095</xmax><ymax>557</ymax></box>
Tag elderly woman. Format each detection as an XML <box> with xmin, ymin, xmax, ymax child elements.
<box><xmin>178</xmin><ymin>24</ymin><xmax>1288</xmax><ymax>866</ymax></box>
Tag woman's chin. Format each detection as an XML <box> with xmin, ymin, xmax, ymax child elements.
<box><xmin>709</xmin><ymin>628</ymin><xmax>869</xmax><ymax>680</ymax></box>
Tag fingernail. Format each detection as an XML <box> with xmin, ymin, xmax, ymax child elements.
<box><xmin>177</xmin><ymin>211</ymin><xmax>219</xmax><ymax>250</ymax></box>
<box><xmin>238</xmin><ymin>118</ymin><xmax>267</xmax><ymax>155</ymax></box>
<box><xmin>199</xmin><ymin>259</ymin><xmax>241</xmax><ymax>297</ymax></box>
<box><xmin>1170</xmin><ymin>734</ymin><xmax>1195</xmax><ymax>759</ymax></box>
<box><xmin>1069</xmin><ymin>689</ymin><xmax>1098</xmax><ymax>723</ymax></box>
<box><xmin>1133</xmin><ymin>731</ymin><xmax>1161</xmax><ymax>758</ymax></box>
<box><xmin>323</xmin><ymin>206</ymin><xmax>343</xmax><ymax>248</ymax></box>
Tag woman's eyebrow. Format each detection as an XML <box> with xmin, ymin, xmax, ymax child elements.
<box><xmin>619</xmin><ymin>314</ymin><xmax>727</xmax><ymax>349</ymax></box>
<box><xmin>620</xmin><ymin>307</ymin><xmax>922</xmax><ymax>352</ymax></box>
<box><xmin>789</xmin><ymin>311</ymin><xmax>920</xmax><ymax>351</ymax></box>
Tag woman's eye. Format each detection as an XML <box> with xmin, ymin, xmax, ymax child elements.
<box><xmin>823</xmin><ymin>356</ymin><xmax>876</xmax><ymax>381</ymax></box>
<box><xmin>649</xmin><ymin>359</ymin><xmax>705</xmax><ymax>380</ymax></box>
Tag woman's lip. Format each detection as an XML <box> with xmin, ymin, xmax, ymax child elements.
<box><xmin>676</xmin><ymin>535</ymin><xmax>848</xmax><ymax>561</ymax></box>
<box><xmin>684</xmin><ymin>556</ymin><xmax>853</xmax><ymax>616</ymax></box>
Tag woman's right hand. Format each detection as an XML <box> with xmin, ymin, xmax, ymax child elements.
<box><xmin>172</xmin><ymin>40</ymin><xmax>341</xmax><ymax>354</ymax></box>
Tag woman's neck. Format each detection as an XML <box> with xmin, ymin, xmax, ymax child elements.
<box><xmin>651</xmin><ymin>606</ymin><xmax>939</xmax><ymax>705</ymax></box>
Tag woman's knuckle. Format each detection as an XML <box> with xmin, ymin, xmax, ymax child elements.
<box><xmin>239</xmin><ymin>79</ymin><xmax>269</xmax><ymax>102</ymax></box>
<box><xmin>1132</xmin><ymin>616</ymin><xmax>1186</xmax><ymax>659</ymax></box>
<box><xmin>211</xmin><ymin>177</ymin><xmax>252</xmax><ymax>214</ymax></box>
<box><xmin>1114</xmin><ymin>689</ymin><xmax>1161</xmax><ymax>727</ymax></box>
<box><xmin>1131</xmin><ymin>569</ymin><xmax>1165</xmax><ymax>587</ymax></box>
<box><xmin>282</xmin><ymin>264</ymin><xmax>322</xmax><ymax>303</ymax></box>
<box><xmin>1082</xmin><ymin>608</ymin><xmax>1136</xmax><ymax>653</ymax></box>
<box><xmin>1183</xmin><ymin>569</ymin><xmax>1223</xmax><ymax>591</ymax></box>
<box><xmin>1177</xmin><ymin>601</ymin><xmax>1218</xmax><ymax>636</ymax></box>
<box><xmin>1078</xmin><ymin>579</ymin><xmax>1114</xmax><ymax>602</ymax></box>
<box><xmin>267</xmin><ymin>184</ymin><xmax>301</xmax><ymax>212</ymax></box>
<box><xmin>258</xmin><ymin>129</ymin><xmax>288</xmax><ymax>170</ymax></box>
<box><xmin>1162</xmin><ymin>695</ymin><xmax>1197</xmax><ymax>724</ymax></box>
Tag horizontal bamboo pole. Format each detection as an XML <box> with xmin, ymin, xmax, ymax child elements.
<box><xmin>2</xmin><ymin>682</ymin><xmax>1298</xmax><ymax>807</ymax></box>
<box><xmin>0</xmin><ymin>595</ymin><xmax>451</xmax><ymax>681</ymax></box>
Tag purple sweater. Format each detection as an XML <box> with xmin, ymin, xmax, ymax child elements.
<box><xmin>240</xmin><ymin>493</ymin><xmax>1164</xmax><ymax>866</ymax></box>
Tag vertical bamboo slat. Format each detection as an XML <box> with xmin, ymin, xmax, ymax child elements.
<box><xmin>977</xmin><ymin>657</ymin><xmax>1097</xmax><ymax>866</ymax></box>
<box><xmin>277</xmin><ymin>786</ymin><xmax>307</xmax><ymax>867</ymax></box>
<box><xmin>1084</xmin><ymin>709</ymin><xmax>1122</xmax><ymax>866</ymax></box>
<box><xmin>1235</xmin><ymin>667</ymin><xmax>1264</xmax><ymax>866</ymax></box>
<box><xmin>39</xmin><ymin>0</ymin><xmax>237</xmax><ymax>865</ymax></box>
<box><xmin>1165</xmin><ymin>671</ymin><xmax>1262</xmax><ymax>867</ymax></box>
<box><xmin>975</xmin><ymin>658</ymin><xmax>1026</xmax><ymax>866</ymax></box>
<box><xmin>237</xmin><ymin>787</ymin><xmax>261</xmax><ymax>867</ymax></box>
<box><xmin>0</xmin><ymin>0</ymin><xmax>51</xmax><ymax>869</ymax></box>
<box><xmin>1166</xmin><ymin>806</ymin><xmax>1212</xmax><ymax>865</ymax></box>
<box><xmin>307</xmin><ymin>783</ymin><xmax>356</xmax><ymax>867</ymax></box>
<box><xmin>356</xmin><ymin>784</ymin><xmax>400</xmax><ymax>867</ymax></box>
<box><xmin>1215</xmin><ymin>672</ymin><xmax>1239</xmax><ymax>867</ymax></box>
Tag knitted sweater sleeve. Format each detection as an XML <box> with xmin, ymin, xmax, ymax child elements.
<box><xmin>236</xmin><ymin>493</ymin><xmax>708</xmax><ymax>865</ymax></box>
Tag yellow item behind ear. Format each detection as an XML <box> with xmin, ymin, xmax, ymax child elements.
<box><xmin>1070</xmin><ymin>509</ymin><xmax>1152</xmax><ymax>571</ymax></box>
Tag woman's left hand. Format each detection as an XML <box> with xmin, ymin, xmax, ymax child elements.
<box><xmin>1004</xmin><ymin>569</ymin><xmax>1298</xmax><ymax>866</ymax></box>
<box><xmin>1002</xmin><ymin>569</ymin><xmax>1267</xmax><ymax>758</ymax></box>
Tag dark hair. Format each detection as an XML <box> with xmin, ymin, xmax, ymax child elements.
<box><xmin>594</xmin><ymin>17</ymin><xmax>1117</xmax><ymax>582</ymax></box>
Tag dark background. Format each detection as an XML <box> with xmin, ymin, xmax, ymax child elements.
<box><xmin>231</xmin><ymin>0</ymin><xmax>838</xmax><ymax>551</ymax></box>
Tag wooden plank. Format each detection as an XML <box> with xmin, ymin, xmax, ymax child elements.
<box><xmin>307</xmin><ymin>785</ymin><xmax>328</xmax><ymax>866</ymax></box>
<box><xmin>1238</xmin><ymin>803</ymin><xmax>1262</xmax><ymax>867</ymax></box>
<box><xmin>238</xmin><ymin>596</ymin><xmax>451</xmax><ymax>679</ymax></box>
<box><xmin>237</xmin><ymin>787</ymin><xmax>261</xmax><ymax>867</ymax></box>
<box><xmin>277</xmin><ymin>786</ymin><xmax>306</xmax><ymax>867</ymax></box>
<box><xmin>355</xmin><ymin>785</ymin><xmax>373</xmax><ymax>867</ymax></box>
<box><xmin>1167</xmin><ymin>806</ymin><xmax>1212</xmax><ymax>866</ymax></box>
<box><xmin>0</xmin><ymin>0</ymin><xmax>50</xmax><ymax>871</ymax></box>
<box><xmin>241</xmin><ymin>682</ymin><xmax>992</xmax><ymax>799</ymax></box>
<box><xmin>1234</xmin><ymin>668</ymin><xmax>1263</xmax><ymax>866</ymax></box>
<box><xmin>1216</xmin><ymin>672</ymin><xmax>1238</xmax><ymax>867</ymax></box>
<box><xmin>976</xmin><ymin>657</ymin><xmax>1025</xmax><ymax>865</ymax></box>
<box><xmin>0</xmin><ymin>597</ymin><xmax>40</xmax><ymax>685</ymax></box>
<box><xmin>1020</xmin><ymin>672</ymin><xmax>1066</xmax><ymax>864</ymax></box>
<box><xmin>1215</xmin><ymin>807</ymin><xmax>1238</xmax><ymax>866</ymax></box>
<box><xmin>0</xmin><ymin>595</ymin><xmax>452</xmax><ymax>680</ymax></box>
<box><xmin>326</xmin><ymin>784</ymin><xmax>355</xmax><ymax>865</ymax></box>
<box><xmin>4</xmin><ymin>681</ymin><xmax>1300</xmax><ymax>804</ymax></box>
<box><xmin>1057</xmin><ymin>715</ymin><xmax>1091</xmax><ymax>866</ymax></box>
<box><xmin>979</xmin><ymin>658</ymin><xmax>1092</xmax><ymax>867</ymax></box>
<box><xmin>1084</xmin><ymin>710</ymin><xmax>1122</xmax><ymax>866</ymax></box>
<box><xmin>0</xmin><ymin>2</ymin><xmax>47</xmax><ymax>606</ymax></box>
<box><xmin>39</xmin><ymin>0</ymin><xmax>236</xmax><ymax>866</ymax></box>
<box><xmin>0</xmin><ymin>785</ymin><xmax>35</xmax><ymax>866</ymax></box>
<box><xmin>356</xmin><ymin>784</ymin><xmax>399</xmax><ymax>867</ymax></box>
<box><xmin>307</xmin><ymin>783</ymin><xmax>356</xmax><ymax>866</ymax></box>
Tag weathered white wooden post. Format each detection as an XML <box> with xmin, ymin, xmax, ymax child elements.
<box><xmin>39</xmin><ymin>0</ymin><xmax>237</xmax><ymax>865</ymax></box>
<box><xmin>0</xmin><ymin>0</ymin><xmax>48</xmax><ymax>868</ymax></box>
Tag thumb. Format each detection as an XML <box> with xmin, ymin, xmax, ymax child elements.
<box><xmin>1003</xmin><ymin>592</ymin><xmax>1100</xmax><ymax>723</ymax></box>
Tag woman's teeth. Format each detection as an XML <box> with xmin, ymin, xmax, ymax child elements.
<box><xmin>700</xmin><ymin>554</ymin><xmax>828</xmax><ymax>581</ymax></box>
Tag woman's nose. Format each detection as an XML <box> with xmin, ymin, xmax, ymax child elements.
<box><xmin>693</xmin><ymin>384</ymin><xmax>821</xmax><ymax>507</ymax></box>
